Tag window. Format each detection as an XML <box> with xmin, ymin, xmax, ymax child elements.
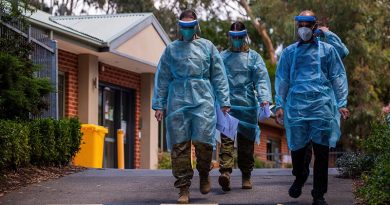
<box><xmin>266</xmin><ymin>138</ymin><xmax>281</xmax><ymax>161</ymax></box>
<box><xmin>58</xmin><ymin>72</ymin><xmax>65</xmax><ymax>119</ymax></box>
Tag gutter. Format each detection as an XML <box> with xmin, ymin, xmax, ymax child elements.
<box><xmin>28</xmin><ymin>18</ymin><xmax>110</xmax><ymax>51</ymax></box>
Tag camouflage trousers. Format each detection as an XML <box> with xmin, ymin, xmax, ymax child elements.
<box><xmin>219</xmin><ymin>133</ymin><xmax>254</xmax><ymax>178</ymax></box>
<box><xmin>171</xmin><ymin>140</ymin><xmax>213</xmax><ymax>188</ymax></box>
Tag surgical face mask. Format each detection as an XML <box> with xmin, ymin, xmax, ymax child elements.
<box><xmin>297</xmin><ymin>27</ymin><xmax>313</xmax><ymax>41</ymax></box>
<box><xmin>232</xmin><ymin>38</ymin><xmax>244</xmax><ymax>49</ymax></box>
<box><xmin>180</xmin><ymin>27</ymin><xmax>196</xmax><ymax>41</ymax></box>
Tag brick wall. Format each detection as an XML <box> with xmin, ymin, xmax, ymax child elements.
<box><xmin>99</xmin><ymin>63</ymin><xmax>141</xmax><ymax>169</ymax></box>
<box><xmin>58</xmin><ymin>49</ymin><xmax>78</xmax><ymax>117</ymax></box>
<box><xmin>255</xmin><ymin>124</ymin><xmax>286</xmax><ymax>162</ymax></box>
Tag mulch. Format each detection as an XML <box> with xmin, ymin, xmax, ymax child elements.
<box><xmin>0</xmin><ymin>165</ymin><xmax>86</xmax><ymax>197</ymax></box>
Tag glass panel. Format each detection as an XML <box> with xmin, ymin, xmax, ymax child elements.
<box><xmin>98</xmin><ymin>87</ymin><xmax>102</xmax><ymax>126</ymax></box>
<box><xmin>121</xmin><ymin>91</ymin><xmax>131</xmax><ymax>168</ymax></box>
<box><xmin>103</xmin><ymin>87</ymin><xmax>116</xmax><ymax>168</ymax></box>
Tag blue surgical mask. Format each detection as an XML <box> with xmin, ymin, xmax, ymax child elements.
<box><xmin>180</xmin><ymin>28</ymin><xmax>196</xmax><ymax>41</ymax></box>
<box><xmin>232</xmin><ymin>39</ymin><xmax>244</xmax><ymax>49</ymax></box>
<box><xmin>298</xmin><ymin>27</ymin><xmax>313</xmax><ymax>41</ymax></box>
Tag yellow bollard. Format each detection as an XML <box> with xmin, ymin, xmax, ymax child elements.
<box><xmin>117</xmin><ymin>129</ymin><xmax>125</xmax><ymax>169</ymax></box>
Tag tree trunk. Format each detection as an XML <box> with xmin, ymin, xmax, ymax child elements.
<box><xmin>239</xmin><ymin>0</ymin><xmax>276</xmax><ymax>65</ymax></box>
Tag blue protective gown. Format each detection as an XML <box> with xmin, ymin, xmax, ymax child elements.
<box><xmin>152</xmin><ymin>38</ymin><xmax>230</xmax><ymax>150</ymax></box>
<box><xmin>275</xmin><ymin>40</ymin><xmax>348</xmax><ymax>151</ymax></box>
<box><xmin>221</xmin><ymin>49</ymin><xmax>272</xmax><ymax>143</ymax></box>
<box><xmin>318</xmin><ymin>31</ymin><xmax>349</xmax><ymax>59</ymax></box>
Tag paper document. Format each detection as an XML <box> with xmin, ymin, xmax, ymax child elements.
<box><xmin>216</xmin><ymin>106</ymin><xmax>239</xmax><ymax>140</ymax></box>
<box><xmin>258</xmin><ymin>104</ymin><xmax>271</xmax><ymax>122</ymax></box>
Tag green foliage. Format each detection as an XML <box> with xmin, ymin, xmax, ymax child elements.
<box><xmin>0</xmin><ymin>0</ymin><xmax>35</xmax><ymax>58</ymax></box>
<box><xmin>254</xmin><ymin>157</ymin><xmax>266</xmax><ymax>168</ymax></box>
<box><xmin>357</xmin><ymin>155</ymin><xmax>390</xmax><ymax>205</ymax></box>
<box><xmin>28</xmin><ymin>118</ymin><xmax>82</xmax><ymax>166</ymax></box>
<box><xmin>361</xmin><ymin>122</ymin><xmax>390</xmax><ymax>155</ymax></box>
<box><xmin>0</xmin><ymin>52</ymin><xmax>52</xmax><ymax>121</ymax></box>
<box><xmin>0</xmin><ymin>118</ymin><xmax>82</xmax><ymax>171</ymax></box>
<box><xmin>158</xmin><ymin>152</ymin><xmax>172</xmax><ymax>169</ymax></box>
<box><xmin>336</xmin><ymin>152</ymin><xmax>374</xmax><ymax>178</ymax></box>
<box><xmin>0</xmin><ymin>1</ymin><xmax>52</xmax><ymax>120</ymax></box>
<box><xmin>55</xmin><ymin>118</ymin><xmax>82</xmax><ymax>165</ymax></box>
<box><xmin>338</xmin><ymin>119</ymin><xmax>390</xmax><ymax>203</ymax></box>
<box><xmin>68</xmin><ymin>118</ymin><xmax>83</xmax><ymax>160</ymax></box>
<box><xmin>251</xmin><ymin>0</ymin><xmax>390</xmax><ymax>146</ymax></box>
<box><xmin>0</xmin><ymin>120</ymin><xmax>30</xmax><ymax>170</ymax></box>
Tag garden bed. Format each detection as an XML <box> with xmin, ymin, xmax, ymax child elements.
<box><xmin>0</xmin><ymin>165</ymin><xmax>86</xmax><ymax>197</ymax></box>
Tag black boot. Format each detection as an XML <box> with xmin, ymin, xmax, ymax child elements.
<box><xmin>199</xmin><ymin>174</ymin><xmax>211</xmax><ymax>194</ymax></box>
<box><xmin>312</xmin><ymin>190</ymin><xmax>328</xmax><ymax>205</ymax></box>
<box><xmin>289</xmin><ymin>174</ymin><xmax>308</xmax><ymax>198</ymax></box>
<box><xmin>218</xmin><ymin>172</ymin><xmax>231</xmax><ymax>191</ymax></box>
<box><xmin>312</xmin><ymin>197</ymin><xmax>328</xmax><ymax>205</ymax></box>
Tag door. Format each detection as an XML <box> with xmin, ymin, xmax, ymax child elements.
<box><xmin>99</xmin><ymin>83</ymin><xmax>135</xmax><ymax>168</ymax></box>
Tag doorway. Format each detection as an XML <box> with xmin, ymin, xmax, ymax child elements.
<box><xmin>98</xmin><ymin>83</ymin><xmax>135</xmax><ymax>168</ymax></box>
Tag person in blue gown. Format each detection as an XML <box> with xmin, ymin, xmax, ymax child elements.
<box><xmin>217</xmin><ymin>21</ymin><xmax>272</xmax><ymax>192</ymax></box>
<box><xmin>275</xmin><ymin>10</ymin><xmax>350</xmax><ymax>205</ymax></box>
<box><xmin>152</xmin><ymin>10</ymin><xmax>230</xmax><ymax>204</ymax></box>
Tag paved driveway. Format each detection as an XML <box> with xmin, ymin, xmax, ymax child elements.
<box><xmin>0</xmin><ymin>168</ymin><xmax>353</xmax><ymax>205</ymax></box>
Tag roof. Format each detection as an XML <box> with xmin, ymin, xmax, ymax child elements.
<box><xmin>27</xmin><ymin>10</ymin><xmax>170</xmax><ymax>48</ymax></box>
<box><xmin>27</xmin><ymin>10</ymin><xmax>104</xmax><ymax>46</ymax></box>
<box><xmin>50</xmin><ymin>13</ymin><xmax>152</xmax><ymax>43</ymax></box>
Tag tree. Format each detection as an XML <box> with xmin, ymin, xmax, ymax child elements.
<box><xmin>237</xmin><ymin>0</ymin><xmax>276</xmax><ymax>64</ymax></box>
<box><xmin>0</xmin><ymin>0</ymin><xmax>52</xmax><ymax>120</ymax></box>
<box><xmin>250</xmin><ymin>0</ymin><xmax>390</xmax><ymax>148</ymax></box>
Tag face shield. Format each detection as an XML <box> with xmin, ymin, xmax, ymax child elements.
<box><xmin>229</xmin><ymin>30</ymin><xmax>249</xmax><ymax>50</ymax></box>
<box><xmin>178</xmin><ymin>19</ymin><xmax>201</xmax><ymax>41</ymax></box>
<box><xmin>294</xmin><ymin>15</ymin><xmax>317</xmax><ymax>42</ymax></box>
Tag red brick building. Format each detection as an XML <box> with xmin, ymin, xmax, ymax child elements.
<box><xmin>29</xmin><ymin>10</ymin><xmax>170</xmax><ymax>169</ymax></box>
<box><xmin>256</xmin><ymin>118</ymin><xmax>290</xmax><ymax>168</ymax></box>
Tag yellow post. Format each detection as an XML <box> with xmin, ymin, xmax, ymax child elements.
<box><xmin>117</xmin><ymin>129</ymin><xmax>125</xmax><ymax>169</ymax></box>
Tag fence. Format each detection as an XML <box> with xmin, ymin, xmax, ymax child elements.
<box><xmin>0</xmin><ymin>18</ymin><xmax>58</xmax><ymax>119</ymax></box>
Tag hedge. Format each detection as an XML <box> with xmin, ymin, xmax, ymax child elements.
<box><xmin>336</xmin><ymin>120</ymin><xmax>390</xmax><ymax>204</ymax></box>
<box><xmin>0</xmin><ymin>118</ymin><xmax>82</xmax><ymax>171</ymax></box>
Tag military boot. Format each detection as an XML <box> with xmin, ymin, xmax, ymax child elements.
<box><xmin>218</xmin><ymin>172</ymin><xmax>231</xmax><ymax>191</ymax></box>
<box><xmin>199</xmin><ymin>174</ymin><xmax>211</xmax><ymax>194</ymax></box>
<box><xmin>177</xmin><ymin>186</ymin><xmax>189</xmax><ymax>204</ymax></box>
<box><xmin>242</xmin><ymin>175</ymin><xmax>252</xmax><ymax>189</ymax></box>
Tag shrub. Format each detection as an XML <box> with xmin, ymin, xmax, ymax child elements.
<box><xmin>336</xmin><ymin>152</ymin><xmax>374</xmax><ymax>178</ymax></box>
<box><xmin>28</xmin><ymin>120</ymin><xmax>44</xmax><ymax>164</ymax></box>
<box><xmin>357</xmin><ymin>155</ymin><xmax>390</xmax><ymax>205</ymax></box>
<box><xmin>55</xmin><ymin>118</ymin><xmax>82</xmax><ymax>165</ymax></box>
<box><xmin>158</xmin><ymin>152</ymin><xmax>172</xmax><ymax>169</ymax></box>
<box><xmin>56</xmin><ymin>119</ymin><xmax>72</xmax><ymax>165</ymax></box>
<box><xmin>68</xmin><ymin>117</ymin><xmax>82</xmax><ymax>160</ymax></box>
<box><xmin>29</xmin><ymin>118</ymin><xmax>82</xmax><ymax>166</ymax></box>
<box><xmin>361</xmin><ymin>122</ymin><xmax>390</xmax><ymax>155</ymax></box>
<box><xmin>36</xmin><ymin>118</ymin><xmax>58</xmax><ymax>164</ymax></box>
<box><xmin>254</xmin><ymin>157</ymin><xmax>266</xmax><ymax>168</ymax></box>
<box><xmin>351</xmin><ymin>121</ymin><xmax>390</xmax><ymax>204</ymax></box>
<box><xmin>0</xmin><ymin>120</ymin><xmax>30</xmax><ymax>170</ymax></box>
